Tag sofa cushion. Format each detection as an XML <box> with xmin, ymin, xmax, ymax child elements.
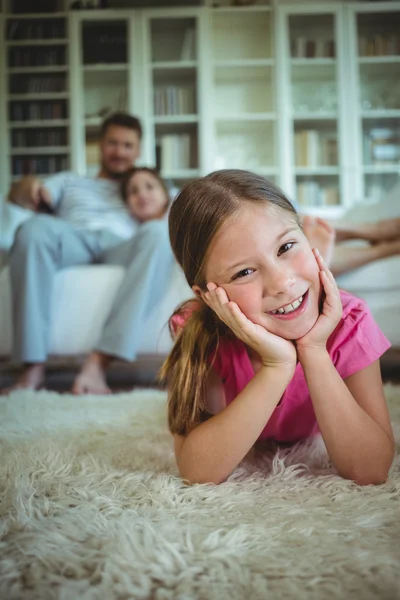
<box><xmin>0</xmin><ymin>262</ymin><xmax>193</xmax><ymax>358</ymax></box>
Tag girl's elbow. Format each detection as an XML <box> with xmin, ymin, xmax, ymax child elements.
<box><xmin>178</xmin><ymin>465</ymin><xmax>227</xmax><ymax>485</ymax></box>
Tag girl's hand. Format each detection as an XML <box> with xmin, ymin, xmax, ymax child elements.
<box><xmin>205</xmin><ymin>283</ymin><xmax>297</xmax><ymax>369</ymax></box>
<box><xmin>296</xmin><ymin>248</ymin><xmax>342</xmax><ymax>353</ymax></box>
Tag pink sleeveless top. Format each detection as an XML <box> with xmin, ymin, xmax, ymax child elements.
<box><xmin>171</xmin><ymin>291</ymin><xmax>391</xmax><ymax>443</ymax></box>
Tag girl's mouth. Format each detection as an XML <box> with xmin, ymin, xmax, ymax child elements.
<box><xmin>268</xmin><ymin>290</ymin><xmax>309</xmax><ymax>320</ymax></box>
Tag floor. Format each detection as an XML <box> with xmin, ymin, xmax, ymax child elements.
<box><xmin>1</xmin><ymin>349</ymin><xmax>399</xmax><ymax>392</ymax></box>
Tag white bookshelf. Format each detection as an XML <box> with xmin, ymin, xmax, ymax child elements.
<box><xmin>348</xmin><ymin>1</ymin><xmax>400</xmax><ymax>204</ymax></box>
<box><xmin>209</xmin><ymin>5</ymin><xmax>278</xmax><ymax>180</ymax></box>
<box><xmin>3</xmin><ymin>0</ymin><xmax>71</xmax><ymax>189</ymax></box>
<box><xmin>143</xmin><ymin>8</ymin><xmax>202</xmax><ymax>185</ymax></box>
<box><xmin>0</xmin><ymin>1</ymin><xmax>399</xmax><ymax>212</ymax></box>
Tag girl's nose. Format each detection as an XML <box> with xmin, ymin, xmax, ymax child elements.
<box><xmin>264</xmin><ymin>267</ymin><xmax>296</xmax><ymax>297</ymax></box>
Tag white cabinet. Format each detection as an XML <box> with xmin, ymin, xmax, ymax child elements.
<box><xmin>347</xmin><ymin>2</ymin><xmax>400</xmax><ymax>204</ymax></box>
<box><xmin>3</xmin><ymin>0</ymin><xmax>71</xmax><ymax>188</ymax></box>
<box><xmin>0</xmin><ymin>0</ymin><xmax>399</xmax><ymax>215</ymax></box>
<box><xmin>142</xmin><ymin>8</ymin><xmax>203</xmax><ymax>187</ymax></box>
<box><xmin>69</xmin><ymin>10</ymin><xmax>136</xmax><ymax>175</ymax></box>
<box><xmin>277</xmin><ymin>4</ymin><xmax>350</xmax><ymax>216</ymax></box>
<box><xmin>209</xmin><ymin>5</ymin><xmax>278</xmax><ymax>180</ymax></box>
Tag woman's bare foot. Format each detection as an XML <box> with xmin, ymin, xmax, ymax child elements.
<box><xmin>0</xmin><ymin>363</ymin><xmax>45</xmax><ymax>395</ymax></box>
<box><xmin>334</xmin><ymin>217</ymin><xmax>400</xmax><ymax>244</ymax></box>
<box><xmin>301</xmin><ymin>215</ymin><xmax>336</xmax><ymax>268</ymax></box>
<box><xmin>331</xmin><ymin>238</ymin><xmax>400</xmax><ymax>276</ymax></box>
<box><xmin>72</xmin><ymin>352</ymin><xmax>112</xmax><ymax>395</ymax></box>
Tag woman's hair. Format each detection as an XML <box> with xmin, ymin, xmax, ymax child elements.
<box><xmin>120</xmin><ymin>166</ymin><xmax>170</xmax><ymax>207</ymax></box>
<box><xmin>160</xmin><ymin>169</ymin><xmax>299</xmax><ymax>436</ymax></box>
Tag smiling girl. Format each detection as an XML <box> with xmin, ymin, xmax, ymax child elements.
<box><xmin>160</xmin><ymin>169</ymin><xmax>394</xmax><ymax>486</ymax></box>
<box><xmin>121</xmin><ymin>166</ymin><xmax>170</xmax><ymax>223</ymax></box>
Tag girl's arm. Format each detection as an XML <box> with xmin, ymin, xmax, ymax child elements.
<box><xmin>297</xmin><ymin>250</ymin><xmax>394</xmax><ymax>485</ymax></box>
<box><xmin>299</xmin><ymin>352</ymin><xmax>394</xmax><ymax>485</ymax></box>
<box><xmin>173</xmin><ymin>362</ymin><xmax>294</xmax><ymax>485</ymax></box>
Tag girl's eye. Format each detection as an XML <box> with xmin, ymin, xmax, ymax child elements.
<box><xmin>278</xmin><ymin>241</ymin><xmax>295</xmax><ymax>256</ymax></box>
<box><xmin>231</xmin><ymin>268</ymin><xmax>254</xmax><ymax>281</ymax></box>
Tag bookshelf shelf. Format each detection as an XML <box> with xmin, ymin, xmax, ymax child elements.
<box><xmin>8</xmin><ymin>66</ymin><xmax>68</xmax><ymax>73</ymax></box>
<box><xmin>291</xmin><ymin>58</ymin><xmax>336</xmax><ymax>66</ymax></box>
<box><xmin>8</xmin><ymin>93</ymin><xmax>69</xmax><ymax>100</ymax></box>
<box><xmin>83</xmin><ymin>64</ymin><xmax>128</xmax><ymax>72</ymax></box>
<box><xmin>11</xmin><ymin>147</ymin><xmax>70</xmax><ymax>155</ymax></box>
<box><xmin>154</xmin><ymin>115</ymin><xmax>198</xmax><ymax>124</ymax></box>
<box><xmin>363</xmin><ymin>165</ymin><xmax>400</xmax><ymax>174</ymax></box>
<box><xmin>215</xmin><ymin>113</ymin><xmax>276</xmax><ymax>122</ymax></box>
<box><xmin>293</xmin><ymin>113</ymin><xmax>337</xmax><ymax>121</ymax></box>
<box><xmin>151</xmin><ymin>61</ymin><xmax>197</xmax><ymax>70</ymax></box>
<box><xmin>214</xmin><ymin>59</ymin><xmax>274</xmax><ymax>68</ymax></box>
<box><xmin>6</xmin><ymin>39</ymin><xmax>68</xmax><ymax>46</ymax></box>
<box><xmin>358</xmin><ymin>56</ymin><xmax>400</xmax><ymax>64</ymax></box>
<box><xmin>9</xmin><ymin>119</ymin><xmax>69</xmax><ymax>128</ymax></box>
<box><xmin>161</xmin><ymin>169</ymin><xmax>200</xmax><ymax>179</ymax></box>
<box><xmin>5</xmin><ymin>13</ymin><xmax>68</xmax><ymax>20</ymax></box>
<box><xmin>296</xmin><ymin>167</ymin><xmax>339</xmax><ymax>176</ymax></box>
<box><xmin>361</xmin><ymin>110</ymin><xmax>400</xmax><ymax>119</ymax></box>
<box><xmin>211</xmin><ymin>6</ymin><xmax>272</xmax><ymax>14</ymax></box>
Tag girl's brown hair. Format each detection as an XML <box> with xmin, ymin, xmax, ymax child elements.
<box><xmin>120</xmin><ymin>166</ymin><xmax>170</xmax><ymax>210</ymax></box>
<box><xmin>160</xmin><ymin>169</ymin><xmax>299</xmax><ymax>436</ymax></box>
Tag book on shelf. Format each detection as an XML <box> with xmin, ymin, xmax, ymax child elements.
<box><xmin>292</xmin><ymin>37</ymin><xmax>335</xmax><ymax>59</ymax></box>
<box><xmin>295</xmin><ymin>130</ymin><xmax>338</xmax><ymax>167</ymax></box>
<box><xmin>358</xmin><ymin>34</ymin><xmax>400</xmax><ymax>57</ymax></box>
<box><xmin>296</xmin><ymin>181</ymin><xmax>339</xmax><ymax>207</ymax></box>
<box><xmin>160</xmin><ymin>134</ymin><xmax>191</xmax><ymax>172</ymax></box>
<box><xmin>154</xmin><ymin>85</ymin><xmax>196</xmax><ymax>116</ymax></box>
<box><xmin>180</xmin><ymin>28</ymin><xmax>195</xmax><ymax>61</ymax></box>
<box><xmin>367</xmin><ymin>128</ymin><xmax>400</xmax><ymax>165</ymax></box>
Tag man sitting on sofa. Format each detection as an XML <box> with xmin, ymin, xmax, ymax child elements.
<box><xmin>2</xmin><ymin>112</ymin><xmax>174</xmax><ymax>394</ymax></box>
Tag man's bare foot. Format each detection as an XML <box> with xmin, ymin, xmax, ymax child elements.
<box><xmin>302</xmin><ymin>215</ymin><xmax>336</xmax><ymax>268</ymax></box>
<box><xmin>72</xmin><ymin>352</ymin><xmax>112</xmax><ymax>395</ymax></box>
<box><xmin>0</xmin><ymin>363</ymin><xmax>45</xmax><ymax>395</ymax></box>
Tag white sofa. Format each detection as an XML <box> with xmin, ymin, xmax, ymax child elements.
<box><xmin>1</xmin><ymin>192</ymin><xmax>400</xmax><ymax>363</ymax></box>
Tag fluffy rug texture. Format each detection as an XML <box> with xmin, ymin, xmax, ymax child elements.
<box><xmin>0</xmin><ymin>386</ymin><xmax>399</xmax><ymax>600</ymax></box>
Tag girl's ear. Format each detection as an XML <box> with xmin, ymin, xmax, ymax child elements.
<box><xmin>192</xmin><ymin>285</ymin><xmax>209</xmax><ymax>305</ymax></box>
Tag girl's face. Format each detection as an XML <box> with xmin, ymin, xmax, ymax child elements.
<box><xmin>125</xmin><ymin>171</ymin><xmax>168</xmax><ymax>222</ymax></box>
<box><xmin>200</xmin><ymin>203</ymin><xmax>321</xmax><ymax>341</ymax></box>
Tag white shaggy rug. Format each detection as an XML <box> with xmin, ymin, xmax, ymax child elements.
<box><xmin>0</xmin><ymin>386</ymin><xmax>399</xmax><ymax>600</ymax></box>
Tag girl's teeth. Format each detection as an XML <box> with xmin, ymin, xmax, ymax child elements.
<box><xmin>271</xmin><ymin>295</ymin><xmax>303</xmax><ymax>315</ymax></box>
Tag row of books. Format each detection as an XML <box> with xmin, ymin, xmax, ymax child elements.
<box><xmin>12</xmin><ymin>129</ymin><xmax>68</xmax><ymax>148</ymax></box>
<box><xmin>154</xmin><ymin>85</ymin><xmax>196</xmax><ymax>116</ymax></box>
<box><xmin>9</xmin><ymin>48</ymin><xmax>66</xmax><ymax>68</ymax></box>
<box><xmin>364</xmin><ymin>128</ymin><xmax>400</xmax><ymax>164</ymax></box>
<box><xmin>294</xmin><ymin>130</ymin><xmax>338</xmax><ymax>168</ymax></box>
<box><xmin>10</xmin><ymin>76</ymin><xmax>67</xmax><ymax>94</ymax></box>
<box><xmin>296</xmin><ymin>182</ymin><xmax>339</xmax><ymax>207</ymax></box>
<box><xmin>358</xmin><ymin>35</ymin><xmax>400</xmax><ymax>57</ymax></box>
<box><xmin>10</xmin><ymin>101</ymin><xmax>68</xmax><ymax>121</ymax></box>
<box><xmin>158</xmin><ymin>134</ymin><xmax>193</xmax><ymax>171</ymax></box>
<box><xmin>291</xmin><ymin>38</ymin><xmax>335</xmax><ymax>59</ymax></box>
<box><xmin>7</xmin><ymin>19</ymin><xmax>66</xmax><ymax>41</ymax></box>
<box><xmin>12</xmin><ymin>156</ymin><xmax>69</xmax><ymax>176</ymax></box>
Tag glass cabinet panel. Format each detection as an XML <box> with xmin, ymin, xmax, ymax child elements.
<box><xmin>356</xmin><ymin>10</ymin><xmax>400</xmax><ymax>202</ymax></box>
<box><xmin>80</xmin><ymin>19</ymin><xmax>129</xmax><ymax>175</ymax></box>
<box><xmin>149</xmin><ymin>16</ymin><xmax>199</xmax><ymax>186</ymax></box>
<box><xmin>287</xmin><ymin>12</ymin><xmax>341</xmax><ymax>208</ymax></box>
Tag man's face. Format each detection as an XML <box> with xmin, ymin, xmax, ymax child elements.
<box><xmin>100</xmin><ymin>125</ymin><xmax>141</xmax><ymax>178</ymax></box>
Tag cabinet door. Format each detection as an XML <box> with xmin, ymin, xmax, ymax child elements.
<box><xmin>70</xmin><ymin>12</ymin><xmax>131</xmax><ymax>176</ymax></box>
<box><xmin>278</xmin><ymin>5</ymin><xmax>345</xmax><ymax>215</ymax></box>
<box><xmin>350</xmin><ymin>2</ymin><xmax>400</xmax><ymax>204</ymax></box>
<box><xmin>144</xmin><ymin>9</ymin><xmax>201</xmax><ymax>191</ymax></box>
<box><xmin>6</xmin><ymin>9</ymin><xmax>70</xmax><ymax>182</ymax></box>
<box><xmin>210</xmin><ymin>5</ymin><xmax>277</xmax><ymax>181</ymax></box>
